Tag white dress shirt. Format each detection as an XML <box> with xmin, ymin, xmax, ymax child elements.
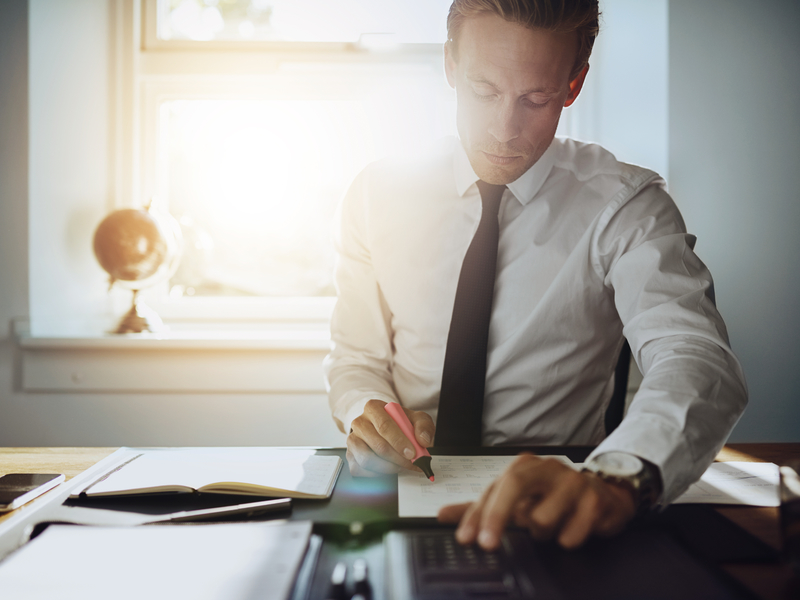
<box><xmin>323</xmin><ymin>136</ymin><xmax>748</xmax><ymax>503</ymax></box>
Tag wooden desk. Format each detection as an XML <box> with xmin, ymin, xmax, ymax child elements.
<box><xmin>0</xmin><ymin>447</ymin><xmax>115</xmax><ymax>527</ymax></box>
<box><xmin>1</xmin><ymin>444</ymin><xmax>798</xmax><ymax>599</ymax></box>
<box><xmin>712</xmin><ymin>444</ymin><xmax>800</xmax><ymax>600</ymax></box>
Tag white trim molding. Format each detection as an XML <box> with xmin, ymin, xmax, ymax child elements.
<box><xmin>15</xmin><ymin>319</ymin><xmax>331</xmax><ymax>393</ymax></box>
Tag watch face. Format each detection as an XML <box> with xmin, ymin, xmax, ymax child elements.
<box><xmin>595</xmin><ymin>452</ymin><xmax>643</xmax><ymax>477</ymax></box>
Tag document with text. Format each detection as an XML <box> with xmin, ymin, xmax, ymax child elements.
<box><xmin>672</xmin><ymin>461</ymin><xmax>780</xmax><ymax>507</ymax></box>
<box><xmin>398</xmin><ymin>455</ymin><xmax>573</xmax><ymax>518</ymax></box>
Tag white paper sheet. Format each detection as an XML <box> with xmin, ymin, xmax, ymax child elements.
<box><xmin>673</xmin><ymin>461</ymin><xmax>780</xmax><ymax>507</ymax></box>
<box><xmin>398</xmin><ymin>455</ymin><xmax>573</xmax><ymax>518</ymax></box>
<box><xmin>0</xmin><ymin>520</ymin><xmax>312</xmax><ymax>600</ymax></box>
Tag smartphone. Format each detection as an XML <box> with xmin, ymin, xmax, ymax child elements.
<box><xmin>0</xmin><ymin>473</ymin><xmax>66</xmax><ymax>512</ymax></box>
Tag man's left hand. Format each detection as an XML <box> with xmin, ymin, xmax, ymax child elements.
<box><xmin>437</xmin><ymin>454</ymin><xmax>636</xmax><ymax>550</ymax></box>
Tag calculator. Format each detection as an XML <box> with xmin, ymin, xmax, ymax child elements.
<box><xmin>384</xmin><ymin>529</ymin><xmax>563</xmax><ymax>600</ymax></box>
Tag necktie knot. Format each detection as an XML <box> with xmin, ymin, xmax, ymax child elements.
<box><xmin>476</xmin><ymin>181</ymin><xmax>506</xmax><ymax>215</ymax></box>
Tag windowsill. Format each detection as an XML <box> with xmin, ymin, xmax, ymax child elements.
<box><xmin>17</xmin><ymin>328</ymin><xmax>332</xmax><ymax>351</ymax></box>
<box><xmin>15</xmin><ymin>319</ymin><xmax>332</xmax><ymax>393</ymax></box>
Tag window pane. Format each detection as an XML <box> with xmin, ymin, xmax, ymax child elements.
<box><xmin>158</xmin><ymin>0</ymin><xmax>452</xmax><ymax>44</ymax></box>
<box><xmin>160</xmin><ymin>70</ymin><xmax>455</xmax><ymax>297</ymax></box>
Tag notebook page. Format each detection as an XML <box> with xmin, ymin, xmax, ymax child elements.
<box><xmin>81</xmin><ymin>448</ymin><xmax>340</xmax><ymax>498</ymax></box>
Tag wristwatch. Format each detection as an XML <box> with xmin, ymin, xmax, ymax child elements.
<box><xmin>582</xmin><ymin>452</ymin><xmax>662</xmax><ymax>514</ymax></box>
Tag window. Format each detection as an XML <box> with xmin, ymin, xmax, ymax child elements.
<box><xmin>125</xmin><ymin>0</ymin><xmax>455</xmax><ymax>322</ymax></box>
<box><xmin>154</xmin><ymin>70</ymin><xmax>455</xmax><ymax>300</ymax></box>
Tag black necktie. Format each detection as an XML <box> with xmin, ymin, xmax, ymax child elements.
<box><xmin>435</xmin><ymin>181</ymin><xmax>505</xmax><ymax>447</ymax></box>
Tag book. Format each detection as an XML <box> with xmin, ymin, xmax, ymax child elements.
<box><xmin>71</xmin><ymin>448</ymin><xmax>342</xmax><ymax>500</ymax></box>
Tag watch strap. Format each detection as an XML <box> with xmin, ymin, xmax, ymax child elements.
<box><xmin>583</xmin><ymin>455</ymin><xmax>662</xmax><ymax>514</ymax></box>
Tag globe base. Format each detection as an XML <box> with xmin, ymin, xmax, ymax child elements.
<box><xmin>114</xmin><ymin>293</ymin><xmax>166</xmax><ymax>334</ymax></box>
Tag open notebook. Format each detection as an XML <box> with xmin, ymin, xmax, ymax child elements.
<box><xmin>72</xmin><ymin>448</ymin><xmax>342</xmax><ymax>500</ymax></box>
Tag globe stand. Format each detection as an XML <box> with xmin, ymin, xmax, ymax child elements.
<box><xmin>114</xmin><ymin>290</ymin><xmax>165</xmax><ymax>334</ymax></box>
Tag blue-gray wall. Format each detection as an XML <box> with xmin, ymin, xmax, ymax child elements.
<box><xmin>669</xmin><ymin>0</ymin><xmax>800</xmax><ymax>440</ymax></box>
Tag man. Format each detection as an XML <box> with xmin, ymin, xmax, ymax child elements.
<box><xmin>323</xmin><ymin>0</ymin><xmax>747</xmax><ymax>550</ymax></box>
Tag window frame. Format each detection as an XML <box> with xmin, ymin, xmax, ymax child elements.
<box><xmin>142</xmin><ymin>0</ymin><xmax>448</xmax><ymax>53</ymax></box>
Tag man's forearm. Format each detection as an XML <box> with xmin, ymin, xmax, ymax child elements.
<box><xmin>590</xmin><ymin>334</ymin><xmax>747</xmax><ymax>503</ymax></box>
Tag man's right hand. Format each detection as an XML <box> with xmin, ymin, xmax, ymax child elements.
<box><xmin>346</xmin><ymin>399</ymin><xmax>435</xmax><ymax>477</ymax></box>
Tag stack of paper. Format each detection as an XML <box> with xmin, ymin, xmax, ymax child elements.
<box><xmin>0</xmin><ymin>521</ymin><xmax>312</xmax><ymax>600</ymax></box>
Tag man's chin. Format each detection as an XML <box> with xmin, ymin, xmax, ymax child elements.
<box><xmin>470</xmin><ymin>151</ymin><xmax>531</xmax><ymax>185</ymax></box>
<box><xmin>472</xmin><ymin>158</ymin><xmax>530</xmax><ymax>186</ymax></box>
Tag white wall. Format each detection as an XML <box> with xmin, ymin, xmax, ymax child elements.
<box><xmin>669</xmin><ymin>0</ymin><xmax>800</xmax><ymax>441</ymax></box>
<box><xmin>28</xmin><ymin>0</ymin><xmax>112</xmax><ymax>335</ymax></box>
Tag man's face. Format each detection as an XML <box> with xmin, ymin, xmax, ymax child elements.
<box><xmin>445</xmin><ymin>14</ymin><xmax>587</xmax><ymax>185</ymax></box>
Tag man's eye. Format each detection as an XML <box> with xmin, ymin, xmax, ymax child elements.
<box><xmin>523</xmin><ymin>97</ymin><xmax>551</xmax><ymax>108</ymax></box>
<box><xmin>472</xmin><ymin>89</ymin><xmax>495</xmax><ymax>101</ymax></box>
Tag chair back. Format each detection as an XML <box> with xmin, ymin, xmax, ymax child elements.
<box><xmin>604</xmin><ymin>340</ymin><xmax>631</xmax><ymax>435</ymax></box>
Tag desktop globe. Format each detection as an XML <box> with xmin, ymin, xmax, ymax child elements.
<box><xmin>93</xmin><ymin>201</ymin><xmax>183</xmax><ymax>333</ymax></box>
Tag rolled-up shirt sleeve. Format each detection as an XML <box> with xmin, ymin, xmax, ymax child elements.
<box><xmin>323</xmin><ymin>168</ymin><xmax>399</xmax><ymax>434</ymax></box>
<box><xmin>588</xmin><ymin>183</ymin><xmax>749</xmax><ymax>503</ymax></box>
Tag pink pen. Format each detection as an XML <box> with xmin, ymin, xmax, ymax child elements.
<box><xmin>384</xmin><ymin>402</ymin><xmax>435</xmax><ymax>482</ymax></box>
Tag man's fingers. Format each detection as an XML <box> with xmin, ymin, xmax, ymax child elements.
<box><xmin>345</xmin><ymin>447</ymin><xmax>382</xmax><ymax>478</ymax></box>
<box><xmin>525</xmin><ymin>468</ymin><xmax>585</xmax><ymax>540</ymax></box>
<box><xmin>475</xmin><ymin>456</ymin><xmax>542</xmax><ymax>550</ymax></box>
<box><xmin>346</xmin><ymin>432</ymin><xmax>405</xmax><ymax>475</ymax></box>
<box><xmin>592</xmin><ymin>480</ymin><xmax>636</xmax><ymax>537</ymax></box>
<box><xmin>512</xmin><ymin>497</ymin><xmax>535</xmax><ymax>527</ymax></box>
<box><xmin>439</xmin><ymin>480</ymin><xmax>499</xmax><ymax>545</ymax></box>
<box><xmin>555</xmin><ymin>485</ymin><xmax>602</xmax><ymax>548</ymax></box>
<box><xmin>455</xmin><ymin>494</ymin><xmax>488</xmax><ymax>545</ymax></box>
<box><xmin>557</xmin><ymin>476</ymin><xmax>636</xmax><ymax>549</ymax></box>
<box><xmin>437</xmin><ymin>455</ymin><xmax>639</xmax><ymax>551</ymax></box>
<box><xmin>437</xmin><ymin>502</ymin><xmax>471</xmax><ymax>523</ymax></box>
<box><xmin>406</xmin><ymin>407</ymin><xmax>435</xmax><ymax>447</ymax></box>
<box><xmin>361</xmin><ymin>400</ymin><xmax>419</xmax><ymax>463</ymax></box>
<box><xmin>351</xmin><ymin>406</ymin><xmax>415</xmax><ymax>469</ymax></box>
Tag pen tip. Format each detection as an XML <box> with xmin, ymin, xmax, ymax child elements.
<box><xmin>429</xmin><ymin>476</ymin><xmax>435</xmax><ymax>482</ymax></box>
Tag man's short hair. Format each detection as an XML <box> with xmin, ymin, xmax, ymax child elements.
<box><xmin>446</xmin><ymin>0</ymin><xmax>600</xmax><ymax>80</ymax></box>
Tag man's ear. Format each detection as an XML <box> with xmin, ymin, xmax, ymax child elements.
<box><xmin>444</xmin><ymin>41</ymin><xmax>457</xmax><ymax>89</ymax></box>
<box><xmin>564</xmin><ymin>65</ymin><xmax>589</xmax><ymax>108</ymax></box>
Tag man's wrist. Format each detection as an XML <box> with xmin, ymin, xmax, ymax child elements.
<box><xmin>342</xmin><ymin>397</ymin><xmax>383</xmax><ymax>435</ymax></box>
<box><xmin>583</xmin><ymin>452</ymin><xmax>662</xmax><ymax>514</ymax></box>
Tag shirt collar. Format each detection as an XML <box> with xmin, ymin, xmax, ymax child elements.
<box><xmin>453</xmin><ymin>138</ymin><xmax>557</xmax><ymax>206</ymax></box>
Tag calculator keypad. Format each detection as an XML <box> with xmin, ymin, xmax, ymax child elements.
<box><xmin>410</xmin><ymin>531</ymin><xmax>524</xmax><ymax>597</ymax></box>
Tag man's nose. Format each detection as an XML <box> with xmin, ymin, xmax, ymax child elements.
<box><xmin>487</xmin><ymin>100</ymin><xmax>521</xmax><ymax>144</ymax></box>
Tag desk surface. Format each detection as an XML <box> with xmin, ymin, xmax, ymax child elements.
<box><xmin>1</xmin><ymin>443</ymin><xmax>798</xmax><ymax>600</ymax></box>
